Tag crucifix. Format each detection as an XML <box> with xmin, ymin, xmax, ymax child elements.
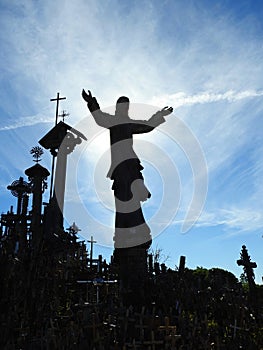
<box><xmin>88</xmin><ymin>236</ymin><xmax>97</xmax><ymax>266</ymax></box>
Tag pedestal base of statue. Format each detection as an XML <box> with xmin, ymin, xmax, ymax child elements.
<box><xmin>113</xmin><ymin>235</ymin><xmax>152</xmax><ymax>306</ymax></box>
<box><xmin>43</xmin><ymin>197</ymin><xmax>64</xmax><ymax>237</ymax></box>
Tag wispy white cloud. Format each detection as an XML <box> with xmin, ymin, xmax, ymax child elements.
<box><xmin>170</xmin><ymin>207</ymin><xmax>263</xmax><ymax>236</ymax></box>
<box><xmin>149</xmin><ymin>90</ymin><xmax>263</xmax><ymax>109</ymax></box>
<box><xmin>0</xmin><ymin>113</ymin><xmax>53</xmax><ymax>131</ymax></box>
<box><xmin>197</xmin><ymin>208</ymin><xmax>263</xmax><ymax>234</ymax></box>
<box><xmin>1</xmin><ymin>89</ymin><xmax>261</xmax><ymax>132</ymax></box>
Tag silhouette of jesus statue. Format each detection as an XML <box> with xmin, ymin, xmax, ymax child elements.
<box><xmin>82</xmin><ymin>89</ymin><xmax>173</xmax><ymax>249</ymax></box>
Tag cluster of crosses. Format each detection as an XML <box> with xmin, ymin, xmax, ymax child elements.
<box><xmin>0</xmin><ymin>93</ymin><xmax>262</xmax><ymax>349</ymax></box>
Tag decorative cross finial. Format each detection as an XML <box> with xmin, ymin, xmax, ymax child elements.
<box><xmin>59</xmin><ymin>110</ymin><xmax>70</xmax><ymax>122</ymax></box>
<box><xmin>30</xmin><ymin>146</ymin><xmax>44</xmax><ymax>163</ymax></box>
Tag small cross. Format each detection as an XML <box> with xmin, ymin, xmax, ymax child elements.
<box><xmin>143</xmin><ymin>330</ymin><xmax>163</xmax><ymax>348</ymax></box>
<box><xmin>59</xmin><ymin>110</ymin><xmax>70</xmax><ymax>122</ymax></box>
<box><xmin>50</xmin><ymin>92</ymin><xmax>66</xmax><ymax>125</ymax></box>
<box><xmin>67</xmin><ymin>222</ymin><xmax>81</xmax><ymax>235</ymax></box>
<box><xmin>88</xmin><ymin>236</ymin><xmax>97</xmax><ymax>266</ymax></box>
<box><xmin>230</xmin><ymin>319</ymin><xmax>248</xmax><ymax>339</ymax></box>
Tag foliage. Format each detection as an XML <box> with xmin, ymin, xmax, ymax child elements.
<box><xmin>149</xmin><ymin>245</ymin><xmax>170</xmax><ymax>264</ymax></box>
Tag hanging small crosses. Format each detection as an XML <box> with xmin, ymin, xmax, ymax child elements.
<box><xmin>30</xmin><ymin>146</ymin><xmax>44</xmax><ymax>163</ymax></box>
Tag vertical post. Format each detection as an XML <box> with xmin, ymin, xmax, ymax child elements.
<box><xmin>148</xmin><ymin>253</ymin><xmax>153</xmax><ymax>274</ymax></box>
<box><xmin>52</xmin><ymin>140</ymin><xmax>68</xmax><ymax>216</ymax></box>
<box><xmin>49</xmin><ymin>93</ymin><xmax>66</xmax><ymax>200</ymax></box>
<box><xmin>88</xmin><ymin>236</ymin><xmax>97</xmax><ymax>267</ymax></box>
<box><xmin>179</xmin><ymin>256</ymin><xmax>186</xmax><ymax>275</ymax></box>
<box><xmin>25</xmin><ymin>163</ymin><xmax>50</xmax><ymax>250</ymax></box>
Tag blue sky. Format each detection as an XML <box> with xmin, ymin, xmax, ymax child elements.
<box><xmin>0</xmin><ymin>0</ymin><xmax>263</xmax><ymax>282</ymax></box>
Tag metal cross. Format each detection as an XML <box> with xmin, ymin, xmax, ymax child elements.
<box><xmin>59</xmin><ymin>110</ymin><xmax>70</xmax><ymax>122</ymax></box>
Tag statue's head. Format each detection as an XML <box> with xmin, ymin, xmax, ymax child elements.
<box><xmin>115</xmin><ymin>96</ymin><xmax>130</xmax><ymax>117</ymax></box>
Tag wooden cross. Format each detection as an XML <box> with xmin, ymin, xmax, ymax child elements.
<box><xmin>124</xmin><ymin>339</ymin><xmax>141</xmax><ymax>349</ymax></box>
<box><xmin>159</xmin><ymin>316</ymin><xmax>175</xmax><ymax>334</ymax></box>
<box><xmin>88</xmin><ymin>236</ymin><xmax>97</xmax><ymax>266</ymax></box>
<box><xmin>237</xmin><ymin>256</ymin><xmax>257</xmax><ymax>270</ymax></box>
<box><xmin>230</xmin><ymin>319</ymin><xmax>238</xmax><ymax>339</ymax></box>
<box><xmin>86</xmin><ymin>311</ymin><xmax>104</xmax><ymax>343</ymax></box>
<box><xmin>143</xmin><ymin>330</ymin><xmax>163</xmax><ymax>349</ymax></box>
<box><xmin>118</xmin><ymin>308</ymin><xmax>136</xmax><ymax>341</ymax></box>
<box><xmin>134</xmin><ymin>306</ymin><xmax>148</xmax><ymax>341</ymax></box>
<box><xmin>237</xmin><ymin>245</ymin><xmax>257</xmax><ymax>289</ymax></box>
<box><xmin>159</xmin><ymin>316</ymin><xmax>180</xmax><ymax>347</ymax></box>
<box><xmin>49</xmin><ymin>92</ymin><xmax>66</xmax><ymax>199</ymax></box>
<box><xmin>50</xmin><ymin>92</ymin><xmax>66</xmax><ymax>125</ymax></box>
<box><xmin>230</xmin><ymin>319</ymin><xmax>249</xmax><ymax>339</ymax></box>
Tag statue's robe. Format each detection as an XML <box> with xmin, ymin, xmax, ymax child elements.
<box><xmin>87</xmin><ymin>98</ymin><xmax>165</xmax><ymax>248</ymax></box>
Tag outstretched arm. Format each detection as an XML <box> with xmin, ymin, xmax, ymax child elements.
<box><xmin>132</xmin><ymin>106</ymin><xmax>173</xmax><ymax>134</ymax></box>
<box><xmin>158</xmin><ymin>106</ymin><xmax>174</xmax><ymax>117</ymax></box>
<box><xmin>82</xmin><ymin>89</ymin><xmax>115</xmax><ymax>128</ymax></box>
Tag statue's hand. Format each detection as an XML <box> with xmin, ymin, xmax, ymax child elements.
<box><xmin>82</xmin><ymin>89</ymin><xmax>93</xmax><ymax>104</ymax></box>
<box><xmin>160</xmin><ymin>106</ymin><xmax>173</xmax><ymax>116</ymax></box>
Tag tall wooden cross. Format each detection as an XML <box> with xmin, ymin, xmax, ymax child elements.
<box><xmin>88</xmin><ymin>236</ymin><xmax>97</xmax><ymax>266</ymax></box>
<box><xmin>49</xmin><ymin>92</ymin><xmax>66</xmax><ymax>199</ymax></box>
<box><xmin>50</xmin><ymin>92</ymin><xmax>66</xmax><ymax>125</ymax></box>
